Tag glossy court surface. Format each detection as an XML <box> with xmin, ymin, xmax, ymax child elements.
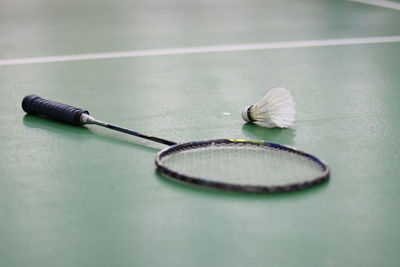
<box><xmin>1</xmin><ymin>0</ymin><xmax>400</xmax><ymax>266</ymax></box>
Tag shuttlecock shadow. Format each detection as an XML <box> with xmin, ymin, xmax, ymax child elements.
<box><xmin>241</xmin><ymin>123</ymin><xmax>296</xmax><ymax>146</ymax></box>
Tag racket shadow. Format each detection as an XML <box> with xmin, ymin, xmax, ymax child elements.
<box><xmin>154</xmin><ymin>169</ymin><xmax>330</xmax><ymax>199</ymax></box>
<box><xmin>23</xmin><ymin>114</ymin><xmax>160</xmax><ymax>153</ymax></box>
<box><xmin>23</xmin><ymin>115</ymin><xmax>329</xmax><ymax>197</ymax></box>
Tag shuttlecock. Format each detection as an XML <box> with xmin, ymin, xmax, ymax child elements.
<box><xmin>242</xmin><ymin>87</ymin><xmax>295</xmax><ymax>128</ymax></box>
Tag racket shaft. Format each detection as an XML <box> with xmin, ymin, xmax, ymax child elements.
<box><xmin>106</xmin><ymin>124</ymin><xmax>176</xmax><ymax>146</ymax></box>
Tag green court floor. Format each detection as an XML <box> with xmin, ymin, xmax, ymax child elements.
<box><xmin>1</xmin><ymin>0</ymin><xmax>400</xmax><ymax>266</ymax></box>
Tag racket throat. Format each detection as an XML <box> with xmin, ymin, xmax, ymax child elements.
<box><xmin>80</xmin><ymin>113</ymin><xmax>108</xmax><ymax>127</ymax></box>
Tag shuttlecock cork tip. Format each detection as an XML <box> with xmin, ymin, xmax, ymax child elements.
<box><xmin>241</xmin><ymin>105</ymin><xmax>254</xmax><ymax>123</ymax></box>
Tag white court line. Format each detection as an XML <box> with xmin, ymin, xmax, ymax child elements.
<box><xmin>349</xmin><ymin>0</ymin><xmax>400</xmax><ymax>10</ymax></box>
<box><xmin>1</xmin><ymin>36</ymin><xmax>400</xmax><ymax>66</ymax></box>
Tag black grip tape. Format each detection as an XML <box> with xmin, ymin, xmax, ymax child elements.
<box><xmin>22</xmin><ymin>95</ymin><xmax>88</xmax><ymax>126</ymax></box>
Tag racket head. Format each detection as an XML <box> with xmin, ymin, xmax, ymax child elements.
<box><xmin>155</xmin><ymin>139</ymin><xmax>329</xmax><ymax>193</ymax></box>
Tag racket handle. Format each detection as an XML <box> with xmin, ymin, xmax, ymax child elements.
<box><xmin>22</xmin><ymin>95</ymin><xmax>89</xmax><ymax>126</ymax></box>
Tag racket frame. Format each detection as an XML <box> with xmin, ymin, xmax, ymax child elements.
<box><xmin>155</xmin><ymin>139</ymin><xmax>329</xmax><ymax>193</ymax></box>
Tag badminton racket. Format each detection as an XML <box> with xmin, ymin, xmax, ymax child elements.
<box><xmin>22</xmin><ymin>95</ymin><xmax>330</xmax><ymax>193</ymax></box>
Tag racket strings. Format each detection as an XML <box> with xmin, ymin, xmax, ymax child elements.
<box><xmin>160</xmin><ymin>142</ymin><xmax>325</xmax><ymax>187</ymax></box>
